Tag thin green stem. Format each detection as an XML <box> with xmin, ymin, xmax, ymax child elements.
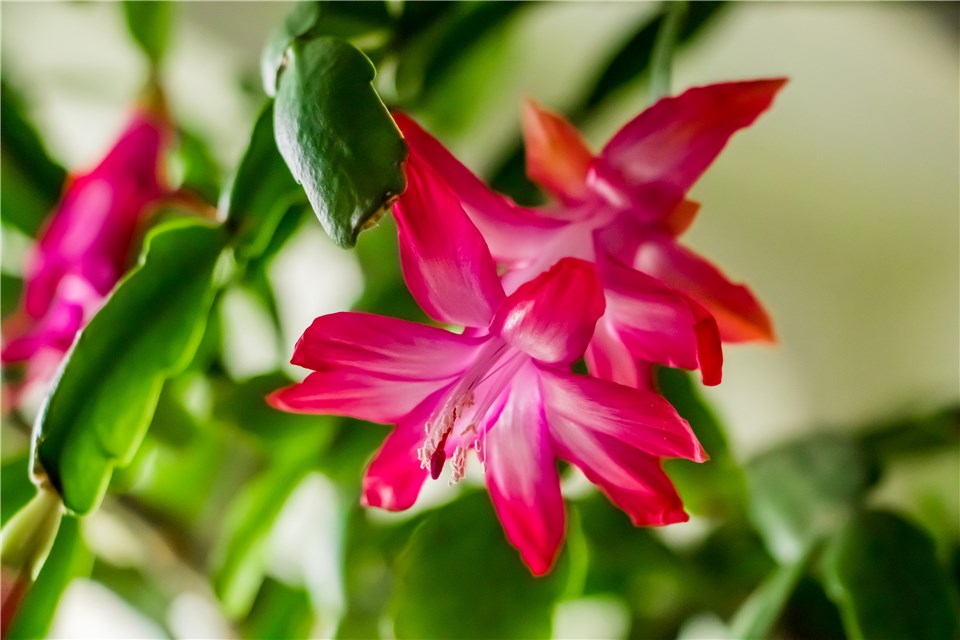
<box><xmin>649</xmin><ymin>0</ymin><xmax>687</xmax><ymax>102</ymax></box>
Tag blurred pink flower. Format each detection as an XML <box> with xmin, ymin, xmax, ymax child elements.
<box><xmin>2</xmin><ymin>107</ymin><xmax>170</xmax><ymax>397</ymax></box>
<box><xmin>393</xmin><ymin>78</ymin><xmax>784</xmax><ymax>387</ymax></box>
<box><xmin>270</xmin><ymin>152</ymin><xmax>705</xmax><ymax>575</ymax></box>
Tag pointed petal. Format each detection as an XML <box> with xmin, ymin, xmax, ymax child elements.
<box><xmin>551</xmin><ymin>427</ymin><xmax>687</xmax><ymax>526</ymax></box>
<box><xmin>271</xmin><ymin>312</ymin><xmax>481</xmax><ymax>423</ymax></box>
<box><xmin>491</xmin><ymin>258</ymin><xmax>604</xmax><ymax>365</ymax></box>
<box><xmin>632</xmin><ymin>237</ymin><xmax>774</xmax><ymax>343</ymax></box>
<box><xmin>584</xmin><ymin>316</ymin><xmax>655</xmax><ymax>389</ymax></box>
<box><xmin>362</xmin><ymin>387</ymin><xmax>449</xmax><ymax>511</ymax></box>
<box><xmin>393</xmin><ymin>153</ymin><xmax>504</xmax><ymax>327</ymax></box>
<box><xmin>595</xmin><ymin>79</ymin><xmax>787</xmax><ymax>219</ymax></box>
<box><xmin>484</xmin><ymin>372</ymin><xmax>565</xmax><ymax>575</ymax></box>
<box><xmin>268</xmin><ymin>369</ymin><xmax>444</xmax><ymax>424</ymax></box>
<box><xmin>291</xmin><ymin>312</ymin><xmax>482</xmax><ymax>380</ymax></box>
<box><xmin>598</xmin><ymin>254</ymin><xmax>722</xmax><ymax>386</ymax></box>
<box><xmin>539</xmin><ymin>368</ymin><xmax>706</xmax><ymax>461</ymax></box>
<box><xmin>393</xmin><ymin>111</ymin><xmax>565</xmax><ymax>264</ymax></box>
<box><xmin>522</xmin><ymin>98</ymin><xmax>592</xmax><ymax>202</ymax></box>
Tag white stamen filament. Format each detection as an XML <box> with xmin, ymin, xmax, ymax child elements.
<box><xmin>418</xmin><ymin>339</ymin><xmax>527</xmax><ymax>477</ymax></box>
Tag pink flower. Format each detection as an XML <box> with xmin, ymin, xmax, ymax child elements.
<box><xmin>392</xmin><ymin>79</ymin><xmax>785</xmax><ymax>387</ymax></box>
<box><xmin>2</xmin><ymin>107</ymin><xmax>170</xmax><ymax>396</ymax></box>
<box><xmin>270</xmin><ymin>151</ymin><xmax>706</xmax><ymax>575</ymax></box>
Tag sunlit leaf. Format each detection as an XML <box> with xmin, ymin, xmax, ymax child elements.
<box><xmin>822</xmin><ymin>510</ymin><xmax>960</xmax><ymax>640</ymax></box>
<box><xmin>273</xmin><ymin>37</ymin><xmax>406</xmax><ymax>248</ymax></box>
<box><xmin>122</xmin><ymin>1</ymin><xmax>173</xmax><ymax>65</ymax></box>
<box><xmin>211</xmin><ymin>376</ymin><xmax>335</xmax><ymax>617</ymax></box>
<box><xmin>390</xmin><ymin>491</ymin><xmax>567</xmax><ymax>639</ymax></box>
<box><xmin>0</xmin><ymin>453</ymin><xmax>34</xmax><ymax>527</ymax></box>
<box><xmin>337</xmin><ymin>503</ymin><xmax>418</xmax><ymax>639</ymax></box>
<box><xmin>744</xmin><ymin>433</ymin><xmax>869</xmax><ymax>563</ymax></box>
<box><xmin>5</xmin><ymin>517</ymin><xmax>92</xmax><ymax>640</ymax></box>
<box><xmin>242</xmin><ymin>578</ymin><xmax>315</xmax><ymax>640</ymax></box>
<box><xmin>32</xmin><ymin>219</ymin><xmax>225</xmax><ymax>515</ymax></box>
<box><xmin>210</xmin><ymin>446</ymin><xmax>317</xmax><ymax>619</ymax></box>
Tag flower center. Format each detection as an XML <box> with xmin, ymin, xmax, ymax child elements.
<box><xmin>418</xmin><ymin>338</ymin><xmax>526</xmax><ymax>483</ymax></box>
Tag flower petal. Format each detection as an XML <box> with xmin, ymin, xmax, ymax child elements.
<box><xmin>393</xmin><ymin>111</ymin><xmax>565</xmax><ymax>265</ymax></box>
<box><xmin>268</xmin><ymin>369</ymin><xmax>444</xmax><ymax>424</ymax></box>
<box><xmin>291</xmin><ymin>312</ymin><xmax>483</xmax><ymax>379</ymax></box>
<box><xmin>594</xmin><ymin>79</ymin><xmax>787</xmax><ymax>220</ymax></box>
<box><xmin>362</xmin><ymin>386</ymin><xmax>450</xmax><ymax>511</ymax></box>
<box><xmin>551</xmin><ymin>426</ymin><xmax>687</xmax><ymax>526</ymax></box>
<box><xmin>484</xmin><ymin>370</ymin><xmax>565</xmax><ymax>576</ymax></box>
<box><xmin>393</xmin><ymin>151</ymin><xmax>504</xmax><ymax>327</ymax></box>
<box><xmin>271</xmin><ymin>312</ymin><xmax>481</xmax><ymax>423</ymax></box>
<box><xmin>24</xmin><ymin>109</ymin><xmax>169</xmax><ymax>320</ymax></box>
<box><xmin>521</xmin><ymin>98</ymin><xmax>592</xmax><ymax>203</ymax></box>
<box><xmin>584</xmin><ymin>316</ymin><xmax>655</xmax><ymax>389</ymax></box>
<box><xmin>597</xmin><ymin>253</ymin><xmax>722</xmax><ymax>386</ymax></box>
<box><xmin>540</xmin><ymin>368</ymin><xmax>706</xmax><ymax>461</ymax></box>
<box><xmin>632</xmin><ymin>236</ymin><xmax>774</xmax><ymax>343</ymax></box>
<box><xmin>491</xmin><ymin>258</ymin><xmax>605</xmax><ymax>365</ymax></box>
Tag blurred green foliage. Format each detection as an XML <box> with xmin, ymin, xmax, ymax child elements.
<box><xmin>1</xmin><ymin>2</ymin><xmax>957</xmax><ymax>639</ymax></box>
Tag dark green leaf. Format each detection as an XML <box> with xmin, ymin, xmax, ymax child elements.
<box><xmin>777</xmin><ymin>575</ymin><xmax>847</xmax><ymax>640</ymax></box>
<box><xmin>728</xmin><ymin>541</ymin><xmax>817</xmax><ymax>640</ymax></box>
<box><xmin>337</xmin><ymin>502</ymin><xmax>420</xmax><ymax>639</ymax></box>
<box><xmin>122</xmin><ymin>1</ymin><xmax>173</xmax><ymax>65</ymax></box>
<box><xmin>576</xmin><ymin>492</ymin><xmax>691</xmax><ymax>636</ymax></box>
<box><xmin>261</xmin><ymin>1</ymin><xmax>392</xmax><ymax>98</ymax></box>
<box><xmin>5</xmin><ymin>517</ymin><xmax>93</xmax><ymax>640</ymax></box>
<box><xmin>577</xmin><ymin>1</ymin><xmax>726</xmax><ymax>115</ymax></box>
<box><xmin>274</xmin><ymin>37</ymin><xmax>406</xmax><ymax>247</ymax></box>
<box><xmin>241</xmin><ymin>578</ymin><xmax>315</xmax><ymax>640</ymax></box>
<box><xmin>691</xmin><ymin>521</ymin><xmax>776</xmax><ymax>618</ymax></box>
<box><xmin>823</xmin><ymin>510</ymin><xmax>960</xmax><ymax>640</ymax></box>
<box><xmin>859</xmin><ymin>405</ymin><xmax>960</xmax><ymax>465</ymax></box>
<box><xmin>0</xmin><ymin>82</ymin><xmax>65</xmax><ymax>237</ymax></box>
<box><xmin>648</xmin><ymin>1</ymin><xmax>687</xmax><ymax>101</ymax></box>
<box><xmin>659</xmin><ymin>368</ymin><xmax>745</xmax><ymax>518</ymax></box>
<box><xmin>393</xmin><ymin>1</ymin><xmax>526</xmax><ymax>105</ymax></box>
<box><xmin>745</xmin><ymin>433</ymin><xmax>870</xmax><ymax>563</ymax></box>
<box><xmin>221</xmin><ymin>102</ymin><xmax>306</xmax><ymax>263</ymax></box>
<box><xmin>1</xmin><ymin>453</ymin><xmax>34</xmax><ymax>526</ymax></box>
<box><xmin>1</xmin><ymin>273</ymin><xmax>23</xmax><ymax>320</ymax></box>
<box><xmin>32</xmin><ymin>219</ymin><xmax>225</xmax><ymax>515</ymax></box>
<box><xmin>390</xmin><ymin>491</ymin><xmax>567</xmax><ymax>639</ymax></box>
